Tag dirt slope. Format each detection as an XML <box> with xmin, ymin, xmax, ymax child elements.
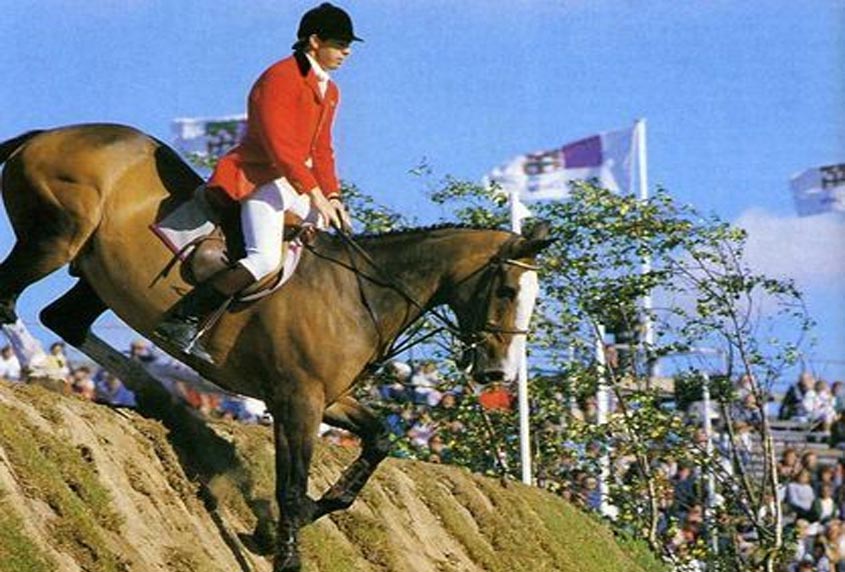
<box><xmin>0</xmin><ymin>381</ymin><xmax>662</xmax><ymax>572</ymax></box>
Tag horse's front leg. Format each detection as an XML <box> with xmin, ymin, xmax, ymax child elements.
<box><xmin>306</xmin><ymin>396</ymin><xmax>392</xmax><ymax>523</ymax></box>
<box><xmin>271</xmin><ymin>390</ymin><xmax>324</xmax><ymax>572</ymax></box>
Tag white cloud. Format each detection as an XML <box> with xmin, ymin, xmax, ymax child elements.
<box><xmin>734</xmin><ymin>208</ymin><xmax>845</xmax><ymax>283</ymax></box>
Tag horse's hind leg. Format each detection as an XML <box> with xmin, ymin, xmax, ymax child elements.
<box><xmin>0</xmin><ymin>238</ymin><xmax>98</xmax><ymax>373</ymax></box>
<box><xmin>40</xmin><ymin>278</ymin><xmax>109</xmax><ymax>347</ymax></box>
<box><xmin>0</xmin><ymin>196</ymin><xmax>99</xmax><ymax>325</ymax></box>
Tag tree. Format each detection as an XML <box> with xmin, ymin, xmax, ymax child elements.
<box><xmin>419</xmin><ymin>177</ymin><xmax>811</xmax><ymax>572</ymax></box>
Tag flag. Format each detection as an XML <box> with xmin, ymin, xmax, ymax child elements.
<box><xmin>487</xmin><ymin>126</ymin><xmax>636</xmax><ymax>201</ymax></box>
<box><xmin>791</xmin><ymin>163</ymin><xmax>845</xmax><ymax>217</ymax></box>
<box><xmin>172</xmin><ymin>115</ymin><xmax>247</xmax><ymax>159</ymax></box>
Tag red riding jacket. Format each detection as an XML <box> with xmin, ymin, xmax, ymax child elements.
<box><xmin>208</xmin><ymin>52</ymin><xmax>341</xmax><ymax>201</ymax></box>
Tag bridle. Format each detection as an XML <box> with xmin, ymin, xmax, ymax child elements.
<box><xmin>307</xmin><ymin>229</ymin><xmax>538</xmax><ymax>370</ymax></box>
<box><xmin>452</xmin><ymin>253</ymin><xmax>538</xmax><ymax>370</ymax></box>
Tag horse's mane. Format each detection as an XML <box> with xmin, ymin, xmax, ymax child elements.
<box><xmin>355</xmin><ymin>223</ymin><xmax>508</xmax><ymax>241</ymax></box>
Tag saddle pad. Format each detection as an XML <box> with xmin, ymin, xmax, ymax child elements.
<box><xmin>150</xmin><ymin>186</ymin><xmax>218</xmax><ymax>261</ymax></box>
<box><xmin>150</xmin><ymin>186</ymin><xmax>305</xmax><ymax>301</ymax></box>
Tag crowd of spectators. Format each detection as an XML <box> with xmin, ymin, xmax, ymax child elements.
<box><xmin>780</xmin><ymin>372</ymin><xmax>842</xmax><ymax>433</ymax></box>
<box><xmin>322</xmin><ymin>358</ymin><xmax>516</xmax><ymax>465</ymax></box>
<box><xmin>0</xmin><ymin>339</ymin><xmax>269</xmax><ymax>424</ymax></box>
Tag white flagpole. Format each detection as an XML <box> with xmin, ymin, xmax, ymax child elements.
<box><xmin>635</xmin><ymin>119</ymin><xmax>656</xmax><ymax>381</ymax></box>
<box><xmin>509</xmin><ymin>189</ymin><xmax>533</xmax><ymax>486</ymax></box>
<box><xmin>595</xmin><ymin>323</ymin><xmax>611</xmax><ymax>515</ymax></box>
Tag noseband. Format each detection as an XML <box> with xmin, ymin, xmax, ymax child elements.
<box><xmin>452</xmin><ymin>254</ymin><xmax>539</xmax><ymax>368</ymax></box>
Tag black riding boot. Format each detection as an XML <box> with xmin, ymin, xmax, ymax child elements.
<box><xmin>153</xmin><ymin>264</ymin><xmax>256</xmax><ymax>364</ymax></box>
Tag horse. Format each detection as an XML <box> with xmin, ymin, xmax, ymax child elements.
<box><xmin>0</xmin><ymin>123</ymin><xmax>552</xmax><ymax>571</ymax></box>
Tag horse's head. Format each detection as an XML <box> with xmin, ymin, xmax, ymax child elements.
<box><xmin>447</xmin><ymin>222</ymin><xmax>554</xmax><ymax>384</ymax></box>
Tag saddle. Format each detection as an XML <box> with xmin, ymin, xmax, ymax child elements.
<box><xmin>151</xmin><ymin>185</ymin><xmax>311</xmax><ymax>301</ymax></box>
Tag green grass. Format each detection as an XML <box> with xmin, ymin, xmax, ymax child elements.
<box><xmin>0</xmin><ymin>490</ymin><xmax>55</xmax><ymax>572</ymax></box>
<box><xmin>0</xmin><ymin>403</ymin><xmax>126</xmax><ymax>572</ymax></box>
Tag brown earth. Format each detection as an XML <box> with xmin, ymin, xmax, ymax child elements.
<box><xmin>0</xmin><ymin>380</ymin><xmax>662</xmax><ymax>572</ymax></box>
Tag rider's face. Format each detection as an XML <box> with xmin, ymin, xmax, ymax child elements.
<box><xmin>308</xmin><ymin>35</ymin><xmax>352</xmax><ymax>71</ymax></box>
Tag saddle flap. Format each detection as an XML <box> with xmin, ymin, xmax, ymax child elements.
<box><xmin>187</xmin><ymin>233</ymin><xmax>287</xmax><ymax>297</ymax></box>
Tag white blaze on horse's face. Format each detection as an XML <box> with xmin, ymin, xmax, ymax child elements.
<box><xmin>500</xmin><ymin>270</ymin><xmax>539</xmax><ymax>381</ymax></box>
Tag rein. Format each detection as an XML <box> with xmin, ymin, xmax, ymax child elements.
<box><xmin>305</xmin><ymin>228</ymin><xmax>536</xmax><ymax>368</ymax></box>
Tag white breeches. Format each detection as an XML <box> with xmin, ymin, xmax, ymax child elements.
<box><xmin>239</xmin><ymin>178</ymin><xmax>324</xmax><ymax>280</ymax></box>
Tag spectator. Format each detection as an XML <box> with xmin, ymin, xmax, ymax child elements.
<box><xmin>735</xmin><ymin>374</ymin><xmax>755</xmax><ymax>401</ymax></box>
<box><xmin>805</xmin><ymin>380</ymin><xmax>838</xmax><ymax>430</ymax></box>
<box><xmin>779</xmin><ymin>447</ymin><xmax>801</xmax><ymax>481</ymax></box>
<box><xmin>436</xmin><ymin>392</ymin><xmax>465</xmax><ymax>435</ymax></box>
<box><xmin>822</xmin><ymin>520</ymin><xmax>845</xmax><ymax>567</ymax></box>
<box><xmin>378</xmin><ymin>360</ymin><xmax>411</xmax><ymax>402</ymax></box>
<box><xmin>410</xmin><ymin>361</ymin><xmax>441</xmax><ymax>406</ymax></box>
<box><xmin>384</xmin><ymin>404</ymin><xmax>416</xmax><ymax>438</ymax></box>
<box><xmin>834</xmin><ymin>381</ymin><xmax>845</xmax><ymax>414</ymax></box>
<box><xmin>818</xmin><ymin>466</ymin><xmax>836</xmax><ymax>494</ymax></box>
<box><xmin>732</xmin><ymin>393</ymin><xmax>763</xmax><ymax>428</ymax></box>
<box><xmin>128</xmin><ymin>339</ymin><xmax>157</xmax><ymax>364</ymax></box>
<box><xmin>407</xmin><ymin>410</ymin><xmax>436</xmax><ymax>449</ymax></box>
<box><xmin>813</xmin><ymin>484</ymin><xmax>837</xmax><ymax>525</ymax></box>
<box><xmin>802</xmin><ymin>452</ymin><xmax>821</xmax><ymax>478</ymax></box>
<box><xmin>70</xmin><ymin>365</ymin><xmax>96</xmax><ymax>400</ymax></box>
<box><xmin>724</xmin><ymin>420</ymin><xmax>755</xmax><ymax>471</ymax></box>
<box><xmin>0</xmin><ymin>345</ymin><xmax>21</xmax><ymax>381</ymax></box>
<box><xmin>811</xmin><ymin>537</ymin><xmax>833</xmax><ymax>572</ymax></box>
<box><xmin>48</xmin><ymin>341</ymin><xmax>72</xmax><ymax>378</ymax></box>
<box><xmin>427</xmin><ymin>433</ymin><xmax>452</xmax><ymax>464</ymax></box>
<box><xmin>94</xmin><ymin>371</ymin><xmax>137</xmax><ymax>408</ymax></box>
<box><xmin>835</xmin><ymin>459</ymin><xmax>845</xmax><ymax>489</ymax></box>
<box><xmin>793</xmin><ymin>519</ymin><xmax>814</xmax><ymax>564</ymax></box>
<box><xmin>672</xmin><ymin>462</ymin><xmax>700</xmax><ymax>515</ymax></box>
<box><xmin>830</xmin><ymin>411</ymin><xmax>845</xmax><ymax>449</ymax></box>
<box><xmin>781</xmin><ymin>372</ymin><xmax>816</xmax><ymax>421</ymax></box>
<box><xmin>787</xmin><ymin>470</ymin><xmax>817</xmax><ymax>521</ymax></box>
<box><xmin>582</xmin><ymin>475</ymin><xmax>602</xmax><ymax>512</ymax></box>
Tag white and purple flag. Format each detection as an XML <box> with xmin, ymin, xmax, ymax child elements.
<box><xmin>791</xmin><ymin>163</ymin><xmax>845</xmax><ymax>217</ymax></box>
<box><xmin>487</xmin><ymin>126</ymin><xmax>635</xmax><ymax>201</ymax></box>
<box><xmin>172</xmin><ymin>115</ymin><xmax>247</xmax><ymax>160</ymax></box>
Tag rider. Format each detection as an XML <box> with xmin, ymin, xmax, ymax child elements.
<box><xmin>154</xmin><ymin>2</ymin><xmax>360</xmax><ymax>364</ymax></box>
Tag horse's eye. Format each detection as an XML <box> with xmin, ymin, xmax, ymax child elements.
<box><xmin>497</xmin><ymin>286</ymin><xmax>517</xmax><ymax>300</ymax></box>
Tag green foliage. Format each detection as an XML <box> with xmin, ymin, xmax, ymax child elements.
<box><xmin>341</xmin><ymin>181</ymin><xmax>412</xmax><ymax>233</ymax></box>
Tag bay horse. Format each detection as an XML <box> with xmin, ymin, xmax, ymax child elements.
<box><xmin>0</xmin><ymin>124</ymin><xmax>551</xmax><ymax>571</ymax></box>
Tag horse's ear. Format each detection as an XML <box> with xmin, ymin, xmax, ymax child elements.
<box><xmin>509</xmin><ymin>221</ymin><xmax>556</xmax><ymax>259</ymax></box>
<box><xmin>522</xmin><ymin>220</ymin><xmax>551</xmax><ymax>242</ymax></box>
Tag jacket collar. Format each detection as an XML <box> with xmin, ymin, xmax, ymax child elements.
<box><xmin>293</xmin><ymin>50</ymin><xmax>330</xmax><ymax>102</ymax></box>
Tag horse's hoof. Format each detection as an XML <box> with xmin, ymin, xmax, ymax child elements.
<box><xmin>273</xmin><ymin>553</ymin><xmax>301</xmax><ymax>572</ymax></box>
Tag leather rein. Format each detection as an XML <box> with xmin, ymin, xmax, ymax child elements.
<box><xmin>305</xmin><ymin>229</ymin><xmax>538</xmax><ymax>370</ymax></box>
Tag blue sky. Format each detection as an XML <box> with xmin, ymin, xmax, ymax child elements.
<box><xmin>1</xmin><ymin>1</ymin><xmax>843</xmax><ymax>382</ymax></box>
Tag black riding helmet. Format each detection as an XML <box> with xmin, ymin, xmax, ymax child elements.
<box><xmin>292</xmin><ymin>3</ymin><xmax>363</xmax><ymax>50</ymax></box>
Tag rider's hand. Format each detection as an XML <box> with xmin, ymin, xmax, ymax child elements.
<box><xmin>308</xmin><ymin>188</ymin><xmax>341</xmax><ymax>230</ymax></box>
<box><xmin>329</xmin><ymin>197</ymin><xmax>353</xmax><ymax>233</ymax></box>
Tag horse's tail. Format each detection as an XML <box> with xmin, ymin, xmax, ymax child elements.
<box><xmin>0</xmin><ymin>130</ymin><xmax>44</xmax><ymax>165</ymax></box>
